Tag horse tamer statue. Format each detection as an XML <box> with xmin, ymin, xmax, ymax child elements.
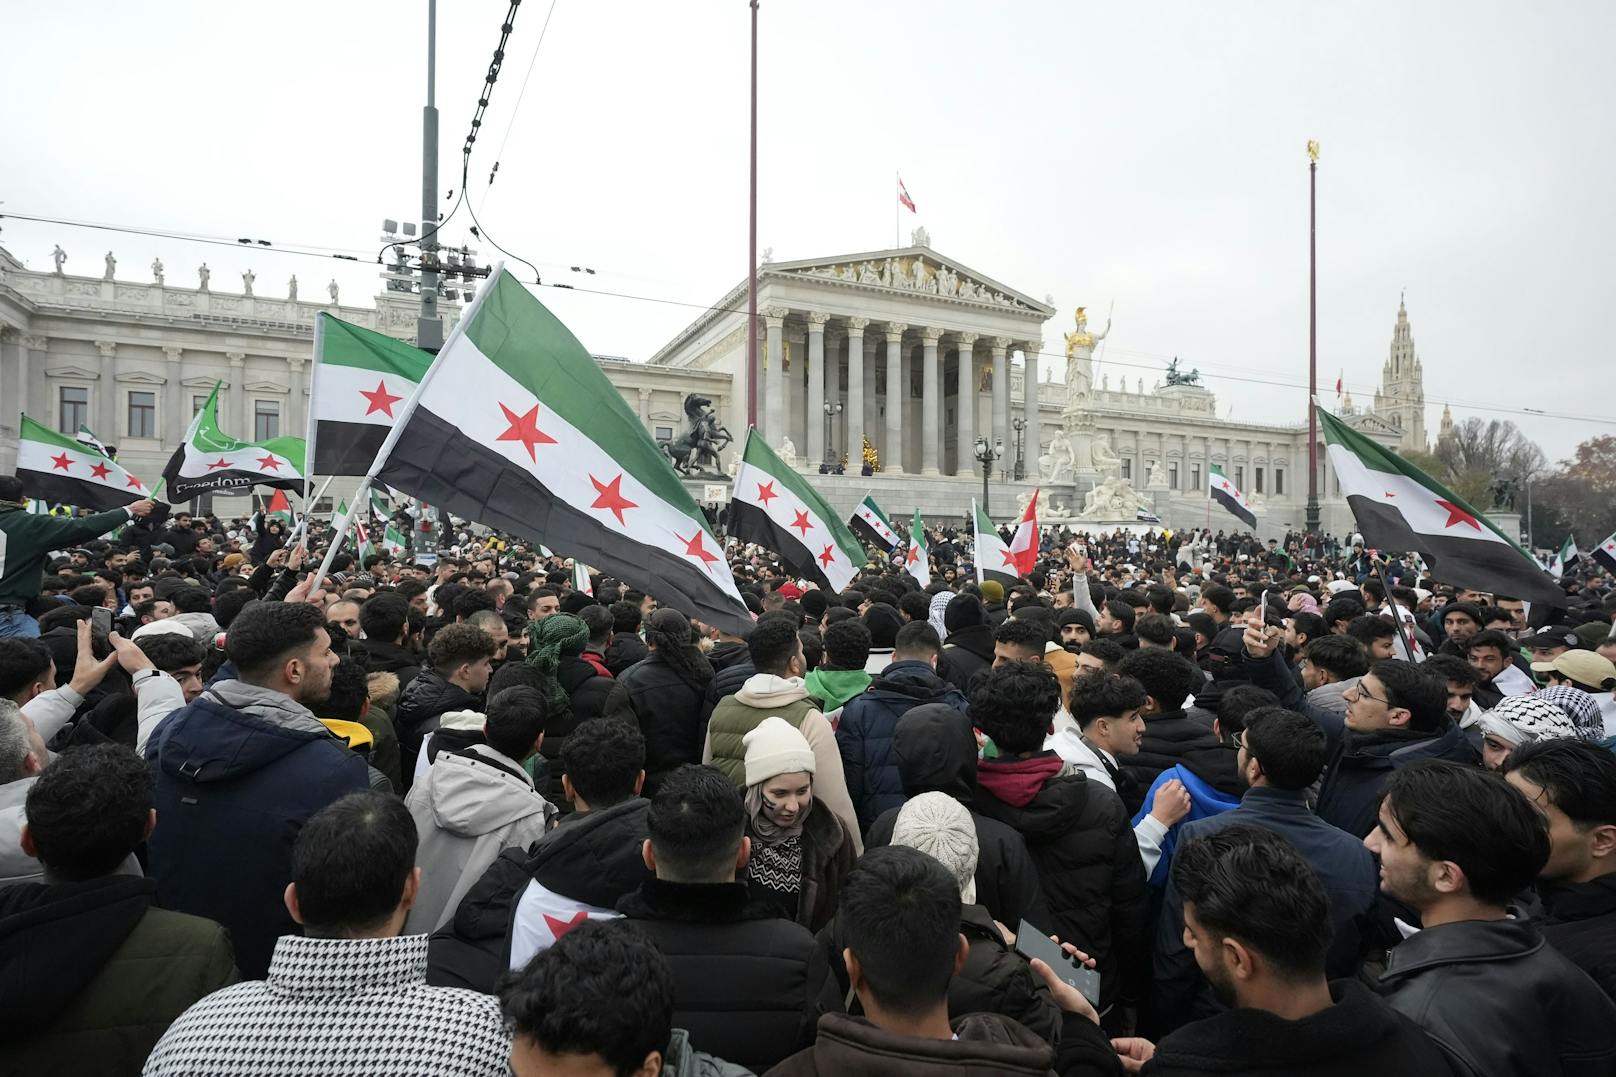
<box><xmin>663</xmin><ymin>394</ymin><xmax>733</xmax><ymax>475</ymax></box>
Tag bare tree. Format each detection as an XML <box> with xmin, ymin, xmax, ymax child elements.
<box><xmin>1433</xmin><ymin>418</ymin><xmax>1546</xmax><ymax>507</ymax></box>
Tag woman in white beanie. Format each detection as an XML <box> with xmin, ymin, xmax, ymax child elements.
<box><xmin>742</xmin><ymin>716</ymin><xmax>854</xmax><ymax>931</ymax></box>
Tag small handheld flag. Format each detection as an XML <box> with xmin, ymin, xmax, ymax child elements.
<box><xmin>1208</xmin><ymin>464</ymin><xmax>1256</xmax><ymax>529</ymax></box>
<box><xmin>904</xmin><ymin>509</ymin><xmax>931</xmax><ymax>587</ymax></box>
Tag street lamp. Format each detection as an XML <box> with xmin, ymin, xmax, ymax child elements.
<box><xmin>974</xmin><ymin>434</ymin><xmax>1003</xmax><ymax>516</ymax></box>
<box><xmin>1012</xmin><ymin>417</ymin><xmax>1027</xmax><ymax>481</ymax></box>
<box><xmin>820</xmin><ymin>400</ymin><xmax>844</xmax><ymax>474</ymax></box>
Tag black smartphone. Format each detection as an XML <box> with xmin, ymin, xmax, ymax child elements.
<box><xmin>1014</xmin><ymin>919</ymin><xmax>1101</xmax><ymax>1006</ymax></box>
<box><xmin>90</xmin><ymin>607</ymin><xmax>113</xmax><ymax>636</ymax></box>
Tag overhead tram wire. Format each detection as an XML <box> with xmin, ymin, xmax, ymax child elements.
<box><xmin>0</xmin><ymin>212</ymin><xmax>374</xmax><ymax>265</ymax></box>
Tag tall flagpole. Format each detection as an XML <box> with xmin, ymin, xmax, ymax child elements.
<box><xmin>1305</xmin><ymin>140</ymin><xmax>1321</xmax><ymax>539</ymax></box>
<box><xmin>894</xmin><ymin>172</ymin><xmax>899</xmax><ymax>248</ymax></box>
<box><xmin>745</xmin><ymin>0</ymin><xmax>759</xmax><ymax>432</ymax></box>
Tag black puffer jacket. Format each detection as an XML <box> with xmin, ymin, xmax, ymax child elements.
<box><xmin>1538</xmin><ymin>875</ymin><xmax>1616</xmax><ymax>1001</ymax></box>
<box><xmin>865</xmin><ymin>704</ymin><xmax>1051</xmax><ymax>931</ymax></box>
<box><xmin>1113</xmin><ymin>707</ymin><xmax>1240</xmax><ymax>815</ymax></box>
<box><xmin>617</xmin><ymin>879</ymin><xmax>840</xmax><ymax>1073</ymax></box>
<box><xmin>536</xmin><ymin>655</ymin><xmax>614</xmax><ymax>812</ymax></box>
<box><xmin>604</xmin><ymin>631</ymin><xmax>648</xmax><ymax>677</ymax></box>
<box><xmin>362</xmin><ymin>639</ymin><xmax>421</xmax><ymax>694</ymax></box>
<box><xmin>939</xmin><ymin>623</ymin><xmax>995</xmax><ymax>694</ymax></box>
<box><xmin>393</xmin><ymin>668</ymin><xmax>481</xmax><ymax>785</ymax></box>
<box><xmin>706</xmin><ymin>639</ymin><xmax>751</xmax><ymax>673</ymax></box>
<box><xmin>973</xmin><ymin>752</ymin><xmax>1148</xmax><ymax>1014</ymax></box>
<box><xmin>602</xmin><ymin>653</ymin><xmax>711</xmax><ymax>796</ymax></box>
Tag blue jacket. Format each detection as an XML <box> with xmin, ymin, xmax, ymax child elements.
<box><xmin>1130</xmin><ymin>765</ymin><xmax>1240</xmax><ymax>887</ymax></box>
<box><xmin>144</xmin><ymin>681</ymin><xmax>368</xmax><ymax>978</ymax></box>
<box><xmin>1149</xmin><ymin>786</ymin><xmax>1380</xmax><ymax>1034</ymax></box>
<box><xmin>836</xmin><ymin>661</ymin><xmax>967</xmax><ymax>834</ymax></box>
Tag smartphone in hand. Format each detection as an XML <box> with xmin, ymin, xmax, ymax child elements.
<box><xmin>1014</xmin><ymin>919</ymin><xmax>1101</xmax><ymax>1006</ymax></box>
<box><xmin>90</xmin><ymin>607</ymin><xmax>113</xmax><ymax>636</ymax></box>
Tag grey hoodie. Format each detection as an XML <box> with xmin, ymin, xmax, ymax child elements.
<box><xmin>404</xmin><ymin>742</ymin><xmax>557</xmax><ymax>933</ymax></box>
<box><xmin>1306</xmin><ymin>676</ymin><xmax>1360</xmax><ymax>718</ymax></box>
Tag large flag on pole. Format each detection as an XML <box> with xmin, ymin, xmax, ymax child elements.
<box><xmin>1209</xmin><ymin>464</ymin><xmax>1256</xmax><ymax>529</ymax></box>
<box><xmin>897</xmin><ymin>176</ymin><xmax>916</xmax><ymax>213</ymax></box>
<box><xmin>1007</xmin><ymin>488</ymin><xmax>1040</xmax><ymax>576</ymax></box>
<box><xmin>356</xmin><ymin>267</ymin><xmax>751</xmax><ymax>634</ymax></box>
<box><xmin>161</xmin><ymin>383</ymin><xmax>306</xmax><ymax>501</ymax></box>
<box><xmin>1550</xmin><ymin>534</ymin><xmax>1579</xmax><ymax>580</ymax></box>
<box><xmin>849</xmin><ymin>494</ymin><xmax>900</xmax><ymax>551</ymax></box>
<box><xmin>309</xmin><ymin>314</ymin><xmax>433</xmax><ymax>476</ymax></box>
<box><xmin>729</xmin><ymin>429</ymin><xmax>864</xmax><ymax>591</ymax></box>
<box><xmin>903</xmin><ymin>509</ymin><xmax>931</xmax><ymax>587</ymax></box>
<box><xmin>1317</xmin><ymin>404</ymin><xmax>1562</xmax><ymax>604</ymax></box>
<box><xmin>973</xmin><ymin>499</ymin><xmax>1018</xmax><ymax>587</ymax></box>
<box><xmin>15</xmin><ymin>415</ymin><xmax>149</xmax><ymax>510</ymax></box>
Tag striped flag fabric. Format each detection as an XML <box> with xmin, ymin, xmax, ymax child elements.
<box><xmin>1317</xmin><ymin>404</ymin><xmax>1562</xmax><ymax>604</ymax></box>
<box><xmin>309</xmin><ymin>314</ymin><xmax>433</xmax><ymax>477</ymax></box>
<box><xmin>161</xmin><ymin>383</ymin><xmax>305</xmax><ymax>501</ymax></box>
<box><xmin>15</xmin><ymin>415</ymin><xmax>149</xmax><ymax>510</ymax></box>
<box><xmin>849</xmin><ymin>494</ymin><xmax>900</xmax><ymax>551</ymax></box>
<box><xmin>75</xmin><ymin>424</ymin><xmax>113</xmax><ymax>458</ymax></box>
<box><xmin>1592</xmin><ymin>532</ymin><xmax>1616</xmax><ymax>575</ymax></box>
<box><xmin>730</xmin><ymin>429</ymin><xmax>865</xmax><ymax>592</ymax></box>
<box><xmin>1550</xmin><ymin>534</ymin><xmax>1579</xmax><ymax>579</ymax></box>
<box><xmin>1008</xmin><ymin>488</ymin><xmax>1039</xmax><ymax>576</ymax></box>
<box><xmin>1209</xmin><ymin>463</ymin><xmax>1256</xmax><ymax>529</ymax></box>
<box><xmin>265</xmin><ymin>490</ymin><xmax>293</xmax><ymax>527</ymax></box>
<box><xmin>382</xmin><ymin>523</ymin><xmax>408</xmax><ymax>558</ymax></box>
<box><xmin>572</xmin><ymin>560</ymin><xmax>593</xmax><ymax>596</ymax></box>
<box><xmin>898</xmin><ymin>176</ymin><xmax>916</xmax><ymax>214</ymax></box>
<box><xmin>903</xmin><ymin>509</ymin><xmax>931</xmax><ymax>587</ymax></box>
<box><xmin>973</xmin><ymin>499</ymin><xmax>1019</xmax><ymax>587</ymax></box>
<box><xmin>358</xmin><ymin>267</ymin><xmax>752</xmax><ymax>635</ymax></box>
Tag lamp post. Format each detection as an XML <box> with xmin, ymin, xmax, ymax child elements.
<box><xmin>821</xmin><ymin>400</ymin><xmax>844</xmax><ymax>474</ymax></box>
<box><xmin>974</xmin><ymin>434</ymin><xmax>1002</xmax><ymax>516</ymax></box>
<box><xmin>1012</xmin><ymin>417</ymin><xmax>1026</xmax><ymax>481</ymax></box>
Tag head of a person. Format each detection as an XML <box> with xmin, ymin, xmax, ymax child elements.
<box><xmin>1116</xmin><ymin>648</ymin><xmax>1198</xmax><ymax>716</ymax></box>
<box><xmin>1342</xmin><ymin>659</ymin><xmax>1445</xmax><ymax>735</ymax></box>
<box><xmin>943</xmin><ymin>593</ymin><xmax>988</xmax><ymax>635</ymax></box>
<box><xmin>1466</xmin><ymin>630</ymin><xmax>1516</xmax><ymax>684</ymax></box>
<box><xmin>467</xmin><ymin>609</ymin><xmax>511</xmax><ymax>662</ymax></box>
<box><xmin>1532</xmin><ymin>650</ymin><xmax>1616</xmax><ymax>697</ymax></box>
<box><xmin>1237</xmin><ymin>707</ymin><xmax>1327</xmax><ymax>792</ymax></box>
<box><xmin>643</xmin><ymin>608</ymin><xmax>695</xmax><ymax>656</ymax></box>
<box><xmin>1501</xmin><ymin>738</ymin><xmax>1616</xmax><ymax>885</ymax></box>
<box><xmin>862</xmin><ymin>602</ymin><xmax>903</xmax><ymax>650</ymax></box>
<box><xmin>1345</xmin><ymin>615</ymin><xmax>1398</xmax><ymax>661</ymax></box>
<box><xmin>743</xmin><ymin>716</ymin><xmax>816</xmax><ymax>831</ymax></box>
<box><xmin>359</xmin><ymin>593</ymin><xmax>410</xmax><ymax>645</ymax></box>
<box><xmin>1475</xmin><ymin>694</ymin><xmax>1580</xmax><ymax>771</ymax></box>
<box><xmin>1441</xmin><ymin>603</ymin><xmax>1484</xmax><ymax>645</ymax></box>
<box><xmin>1366</xmin><ymin>761</ymin><xmax>1549</xmax><ymax>916</ymax></box>
<box><xmin>893</xmin><ymin>621</ymin><xmax>942</xmax><ymax>668</ymax></box>
<box><xmin>1075</xmin><ymin>638</ymin><xmax>1125</xmax><ymax>678</ymax></box>
<box><xmin>578</xmin><ymin>603</ymin><xmax>613</xmax><ymax>650</ymax></box>
<box><xmin>325</xmin><ymin>599</ymin><xmax>362</xmax><ymax>640</ymax></box>
<box><xmin>499</xmin><ymin>919</ymin><xmax>681</xmax><ymax>1077</ymax></box>
<box><xmin>1069</xmin><ymin>672</ymin><xmax>1148</xmax><ymax>758</ymax></box>
<box><xmin>1298</xmin><ymin>634</ymin><xmax>1369</xmax><ymax>692</ymax></box>
<box><xmin>1134</xmin><ymin>613</ymin><xmax>1176</xmax><ymax>650</ymax></box>
<box><xmin>1173</xmin><ymin>824</ymin><xmax>1331</xmax><ymax>1008</ymax></box>
<box><xmin>428</xmin><ymin>623</ymin><xmax>497</xmax><ymax>694</ymax></box>
<box><xmin>0</xmin><ymin>638</ymin><xmax>56</xmax><ymax>706</ymax></box>
<box><xmin>991</xmin><ymin>617</ymin><xmax>1046</xmax><ymax>668</ymax></box>
<box><xmin>0</xmin><ymin>699</ymin><xmax>47</xmax><ymax>784</ymax></box>
<box><xmin>644</xmin><ymin>764</ymin><xmax>748</xmax><ymax>884</ymax></box>
<box><xmin>1058</xmin><ymin>608</ymin><xmax>1096</xmax><ymax>647</ymax></box>
<box><xmin>0</xmin><ymin>475</ymin><xmax>24</xmax><ymax>503</ymax></box>
<box><xmin>1420</xmin><ymin>654</ymin><xmax>1483</xmax><ymax>723</ymax></box>
<box><xmin>527</xmin><ymin>587</ymin><xmax>561</xmax><ymax>622</ymax></box>
<box><xmin>1199</xmin><ymin>584</ymin><xmax>1234</xmax><ymax>621</ymax></box>
<box><xmin>746</xmin><ymin>617</ymin><xmax>804</xmax><ymax>678</ymax></box>
<box><xmin>823</xmin><ymin>618</ymin><xmax>872</xmax><ymax>672</ymax></box>
<box><xmin>969</xmin><ymin>663</ymin><xmax>1061</xmax><ymax>757</ymax></box>
<box><xmin>835</xmin><ymin>845</ymin><xmax>966</xmax><ymax>1025</ymax></box>
<box><xmin>1494</xmin><ymin>596</ymin><xmax>1527</xmax><ymax>632</ymax></box>
<box><xmin>1096</xmin><ymin>599</ymin><xmax>1135</xmax><ymax>637</ymax></box>
<box><xmin>286</xmin><ymin>790</ymin><xmax>420</xmax><ymax>938</ymax></box>
<box><xmin>20</xmin><ymin>743</ymin><xmax>152</xmax><ymax>882</ymax></box>
<box><xmin>136</xmin><ymin>631</ymin><xmax>207</xmax><ymax>703</ymax></box>
<box><xmin>891</xmin><ymin>791</ymin><xmax>979</xmax><ymax>902</ymax></box>
<box><xmin>484</xmin><ymin>685</ymin><xmax>547</xmax><ymax>764</ymax></box>
<box><xmin>561</xmin><ymin>717</ymin><xmax>646</xmax><ymax>811</ymax></box>
<box><xmin>226</xmin><ymin>601</ymin><xmax>338</xmax><ymax>706</ymax></box>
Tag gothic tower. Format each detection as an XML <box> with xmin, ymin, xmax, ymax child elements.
<box><xmin>1371</xmin><ymin>295</ymin><xmax>1428</xmax><ymax>452</ymax></box>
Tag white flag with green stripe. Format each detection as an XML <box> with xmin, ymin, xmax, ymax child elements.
<box><xmin>849</xmin><ymin>494</ymin><xmax>900</xmax><ymax>551</ymax></box>
<box><xmin>161</xmin><ymin>382</ymin><xmax>305</xmax><ymax>500</ymax></box>
<box><xmin>1551</xmin><ymin>534</ymin><xmax>1579</xmax><ymax>580</ymax></box>
<box><xmin>904</xmin><ymin>509</ymin><xmax>931</xmax><ymax>587</ymax></box>
<box><xmin>382</xmin><ymin>523</ymin><xmax>408</xmax><ymax>558</ymax></box>
<box><xmin>729</xmin><ymin>428</ymin><xmax>865</xmax><ymax>591</ymax></box>
<box><xmin>15</xmin><ymin>415</ymin><xmax>150</xmax><ymax>510</ymax></box>
<box><xmin>972</xmin><ymin>499</ymin><xmax>1018</xmax><ymax>586</ymax></box>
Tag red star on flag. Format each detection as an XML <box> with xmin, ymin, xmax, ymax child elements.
<box><xmin>359</xmin><ymin>380</ymin><xmax>403</xmax><ymax>417</ymax></box>
<box><xmin>589</xmin><ymin>473</ymin><xmax>638</xmax><ymax>526</ymax></box>
<box><xmin>676</xmin><ymin>529</ymin><xmax>721</xmax><ymax>569</ymax></box>
<box><xmin>1435</xmin><ymin>499</ymin><xmax>1481</xmax><ymax>531</ymax></box>
<box><xmin>789</xmin><ymin>509</ymin><xmax>812</xmax><ymax>536</ymax></box>
<box><xmin>497</xmin><ymin>401</ymin><xmax>558</xmax><ymax>462</ymax></box>
<box><xmin>256</xmin><ymin>454</ymin><xmax>283</xmax><ymax>472</ymax></box>
<box><xmin>206</xmin><ymin>458</ymin><xmax>234</xmax><ymax>470</ymax></box>
<box><xmin>818</xmin><ymin>544</ymin><xmax>837</xmax><ymax>569</ymax></box>
<box><xmin>1000</xmin><ymin>548</ymin><xmax>1018</xmax><ymax>567</ymax></box>
<box><xmin>906</xmin><ymin>545</ymin><xmax>922</xmax><ymax>565</ymax></box>
<box><xmin>756</xmin><ymin>480</ymin><xmax>778</xmax><ymax>506</ymax></box>
<box><xmin>49</xmin><ymin>453</ymin><xmax>72</xmax><ymax>471</ymax></box>
<box><xmin>125</xmin><ymin>475</ymin><xmax>144</xmax><ymax>490</ymax></box>
<box><xmin>542</xmin><ymin>909</ymin><xmax>589</xmax><ymax>940</ymax></box>
<box><xmin>88</xmin><ymin>461</ymin><xmax>112</xmax><ymax>480</ymax></box>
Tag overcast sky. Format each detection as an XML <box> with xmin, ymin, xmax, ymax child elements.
<box><xmin>6</xmin><ymin>0</ymin><xmax>1612</xmax><ymax>459</ymax></box>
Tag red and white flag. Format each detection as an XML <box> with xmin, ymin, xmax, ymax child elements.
<box><xmin>1008</xmin><ymin>488</ymin><xmax>1040</xmax><ymax>576</ymax></box>
<box><xmin>897</xmin><ymin>176</ymin><xmax>916</xmax><ymax>214</ymax></box>
<box><xmin>1335</xmin><ymin>371</ymin><xmax>1344</xmax><ymax>401</ymax></box>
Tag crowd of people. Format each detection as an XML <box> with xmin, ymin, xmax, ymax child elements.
<box><xmin>3</xmin><ymin>470</ymin><xmax>1615</xmax><ymax>1075</ymax></box>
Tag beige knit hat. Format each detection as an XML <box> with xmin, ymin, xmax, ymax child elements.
<box><xmin>742</xmin><ymin>716</ymin><xmax>816</xmax><ymax>787</ymax></box>
<box><xmin>892</xmin><ymin>791</ymin><xmax>979</xmax><ymax>903</ymax></box>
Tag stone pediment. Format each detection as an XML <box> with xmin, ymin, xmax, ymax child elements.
<box><xmin>182</xmin><ymin>376</ymin><xmax>228</xmax><ymax>391</ymax></box>
<box><xmin>44</xmin><ymin>364</ymin><xmax>100</xmax><ymax>380</ymax></box>
<box><xmin>767</xmin><ymin>246</ymin><xmax>1053</xmax><ymax>316</ymax></box>
<box><xmin>113</xmin><ymin>370</ymin><xmax>167</xmax><ymax>385</ymax></box>
<box><xmin>1343</xmin><ymin>412</ymin><xmax>1403</xmax><ymax>438</ymax></box>
<box><xmin>244</xmin><ymin>378</ymin><xmax>289</xmax><ymax>393</ymax></box>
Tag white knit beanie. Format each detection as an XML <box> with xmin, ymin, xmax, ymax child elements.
<box><xmin>742</xmin><ymin>716</ymin><xmax>816</xmax><ymax>787</ymax></box>
<box><xmin>892</xmin><ymin>791</ymin><xmax>979</xmax><ymax>904</ymax></box>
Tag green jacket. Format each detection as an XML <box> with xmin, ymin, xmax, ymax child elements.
<box><xmin>802</xmin><ymin>668</ymin><xmax>872</xmax><ymax>714</ymax></box>
<box><xmin>707</xmin><ymin>693</ymin><xmax>817</xmax><ymax>786</ymax></box>
<box><xmin>0</xmin><ymin>502</ymin><xmax>133</xmax><ymax>608</ymax></box>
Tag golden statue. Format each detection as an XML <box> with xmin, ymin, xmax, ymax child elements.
<box><xmin>1064</xmin><ymin>306</ymin><xmax>1098</xmax><ymax>356</ymax></box>
<box><xmin>1062</xmin><ymin>306</ymin><xmax>1109</xmax><ymax>410</ymax></box>
<box><xmin>1306</xmin><ymin>139</ymin><xmax>1320</xmax><ymax>162</ymax></box>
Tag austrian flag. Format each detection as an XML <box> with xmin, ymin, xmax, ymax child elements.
<box><xmin>15</xmin><ymin>416</ymin><xmax>149</xmax><ymax>510</ymax></box>
<box><xmin>898</xmin><ymin>176</ymin><xmax>916</xmax><ymax>214</ymax></box>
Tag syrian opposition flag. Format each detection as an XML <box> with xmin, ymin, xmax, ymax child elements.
<box><xmin>1318</xmin><ymin>404</ymin><xmax>1563</xmax><ymax>605</ymax></box>
<box><xmin>898</xmin><ymin>176</ymin><xmax>916</xmax><ymax>214</ymax></box>
<box><xmin>572</xmin><ymin>560</ymin><xmax>594</xmax><ymax>596</ymax></box>
<box><xmin>1592</xmin><ymin>532</ymin><xmax>1616</xmax><ymax>575</ymax></box>
<box><xmin>1209</xmin><ymin>463</ymin><xmax>1256</xmax><ymax>529</ymax></box>
<box><xmin>15</xmin><ymin>415</ymin><xmax>150</xmax><ymax>510</ymax></box>
<box><xmin>357</xmin><ymin>267</ymin><xmax>751</xmax><ymax>634</ymax></box>
<box><xmin>1008</xmin><ymin>488</ymin><xmax>1040</xmax><ymax>576</ymax></box>
<box><xmin>309</xmin><ymin>314</ymin><xmax>433</xmax><ymax>477</ymax></box>
<box><xmin>382</xmin><ymin>523</ymin><xmax>408</xmax><ymax>558</ymax></box>
<box><xmin>903</xmin><ymin>509</ymin><xmax>931</xmax><ymax>587</ymax></box>
<box><xmin>973</xmin><ymin>500</ymin><xmax>1019</xmax><ymax>587</ymax></box>
<box><xmin>730</xmin><ymin>429</ymin><xmax>865</xmax><ymax>592</ymax></box>
<box><xmin>75</xmin><ymin>423</ymin><xmax>114</xmax><ymax>459</ymax></box>
<box><xmin>161</xmin><ymin>383</ymin><xmax>306</xmax><ymax>501</ymax></box>
<box><xmin>849</xmin><ymin>494</ymin><xmax>900</xmax><ymax>551</ymax></box>
<box><xmin>1550</xmin><ymin>535</ymin><xmax>1579</xmax><ymax>580</ymax></box>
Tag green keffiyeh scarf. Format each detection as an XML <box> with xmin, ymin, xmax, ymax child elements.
<box><xmin>525</xmin><ymin>613</ymin><xmax>589</xmax><ymax>722</ymax></box>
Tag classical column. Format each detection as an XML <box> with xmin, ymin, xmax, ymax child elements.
<box><xmin>884</xmin><ymin>323</ymin><xmax>907</xmax><ymax>472</ymax></box>
<box><xmin>636</xmin><ymin>388</ymin><xmax>652</xmax><ymax>427</ymax></box>
<box><xmin>763</xmin><ymin>308</ymin><xmax>786</xmax><ymax>443</ymax></box>
<box><xmin>227</xmin><ymin>352</ymin><xmax>248</xmax><ymax>436</ymax></box>
<box><xmin>162</xmin><ymin>346</ymin><xmax>185</xmax><ymax>445</ymax></box>
<box><xmin>0</xmin><ymin>330</ymin><xmax>15</xmax><ymax>469</ymax></box>
<box><xmin>846</xmin><ymin>318</ymin><xmax>867</xmax><ymax>468</ymax></box>
<box><xmin>862</xmin><ymin>334</ymin><xmax>878</xmax><ymax>462</ymax></box>
<box><xmin>991</xmin><ymin>337</ymin><xmax>1010</xmax><ymax>468</ymax></box>
<box><xmin>806</xmin><ymin>312</ymin><xmax>827</xmax><ymax>466</ymax></box>
<box><xmin>19</xmin><ymin>335</ymin><xmax>45</xmax><ymax>420</ymax></box>
<box><xmin>1020</xmin><ymin>343</ymin><xmax>1040</xmax><ymax>470</ymax></box>
<box><xmin>920</xmin><ymin>328</ymin><xmax>942</xmax><ymax>475</ymax></box>
<box><xmin>954</xmin><ymin>333</ymin><xmax>977</xmax><ymax>476</ymax></box>
<box><xmin>287</xmin><ymin>356</ymin><xmax>307</xmax><ymax>444</ymax></box>
<box><xmin>94</xmin><ymin>340</ymin><xmax>117</xmax><ymax>438</ymax></box>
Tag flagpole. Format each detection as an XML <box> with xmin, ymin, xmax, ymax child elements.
<box><xmin>745</xmin><ymin>0</ymin><xmax>759</xmax><ymax>432</ymax></box>
<box><xmin>286</xmin><ymin>475</ymin><xmax>336</xmax><ymax>547</ymax></box>
<box><xmin>304</xmin><ymin>313</ymin><xmax>325</xmax><ymax>501</ymax></box>
<box><xmin>894</xmin><ymin>172</ymin><xmax>900</xmax><ymax>249</ymax></box>
<box><xmin>1371</xmin><ymin>556</ymin><xmax>1418</xmax><ymax>661</ymax></box>
<box><xmin>1305</xmin><ymin>140</ymin><xmax>1321</xmax><ymax>539</ymax></box>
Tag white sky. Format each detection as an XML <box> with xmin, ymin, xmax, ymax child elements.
<box><xmin>5</xmin><ymin>0</ymin><xmax>1613</xmax><ymax>459</ymax></box>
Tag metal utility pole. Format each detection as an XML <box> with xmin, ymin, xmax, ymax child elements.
<box><xmin>1304</xmin><ymin>140</ymin><xmax>1321</xmax><ymax>537</ymax></box>
<box><xmin>746</xmin><ymin>0</ymin><xmax>760</xmax><ymax>431</ymax></box>
<box><xmin>418</xmin><ymin>0</ymin><xmax>444</xmax><ymax>352</ymax></box>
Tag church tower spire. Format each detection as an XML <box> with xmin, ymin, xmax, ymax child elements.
<box><xmin>1371</xmin><ymin>295</ymin><xmax>1427</xmax><ymax>452</ymax></box>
